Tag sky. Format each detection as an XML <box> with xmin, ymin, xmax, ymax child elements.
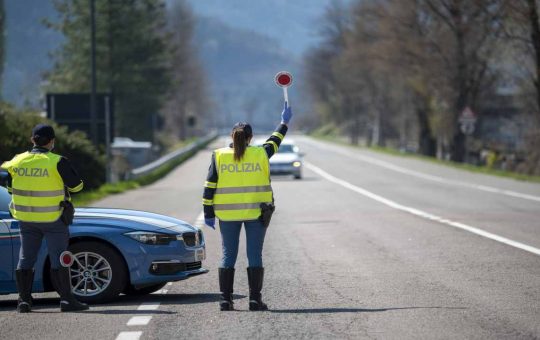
<box><xmin>184</xmin><ymin>0</ymin><xmax>352</xmax><ymax>55</ymax></box>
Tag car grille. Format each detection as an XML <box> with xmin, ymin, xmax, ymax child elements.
<box><xmin>186</xmin><ymin>261</ymin><xmax>202</xmax><ymax>271</ymax></box>
<box><xmin>149</xmin><ymin>261</ymin><xmax>202</xmax><ymax>275</ymax></box>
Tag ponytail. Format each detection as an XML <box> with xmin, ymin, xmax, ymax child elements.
<box><xmin>231</xmin><ymin>122</ymin><xmax>253</xmax><ymax>162</ymax></box>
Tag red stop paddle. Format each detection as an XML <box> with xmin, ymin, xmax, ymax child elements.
<box><xmin>275</xmin><ymin>71</ymin><xmax>293</xmax><ymax>105</ymax></box>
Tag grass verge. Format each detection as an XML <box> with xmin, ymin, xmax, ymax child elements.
<box><xmin>72</xmin><ymin>136</ymin><xmax>216</xmax><ymax>206</ymax></box>
<box><xmin>311</xmin><ymin>135</ymin><xmax>540</xmax><ymax>184</ymax></box>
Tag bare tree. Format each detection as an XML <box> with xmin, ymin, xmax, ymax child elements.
<box><xmin>163</xmin><ymin>0</ymin><xmax>210</xmax><ymax>142</ymax></box>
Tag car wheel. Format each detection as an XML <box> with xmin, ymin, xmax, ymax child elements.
<box><xmin>68</xmin><ymin>241</ymin><xmax>128</xmax><ymax>304</ymax></box>
<box><xmin>294</xmin><ymin>173</ymin><xmax>302</xmax><ymax>180</ymax></box>
<box><xmin>123</xmin><ymin>282</ymin><xmax>167</xmax><ymax>296</ymax></box>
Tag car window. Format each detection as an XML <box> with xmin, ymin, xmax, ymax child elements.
<box><xmin>278</xmin><ymin>145</ymin><xmax>295</xmax><ymax>153</ymax></box>
<box><xmin>0</xmin><ymin>187</ymin><xmax>10</xmax><ymax>212</ymax></box>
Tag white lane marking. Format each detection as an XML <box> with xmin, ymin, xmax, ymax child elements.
<box><xmin>306</xmin><ymin>162</ymin><xmax>540</xmax><ymax>256</ymax></box>
<box><xmin>137</xmin><ymin>302</ymin><xmax>161</xmax><ymax>311</ymax></box>
<box><xmin>167</xmin><ymin>282</ymin><xmax>172</xmax><ymax>286</ymax></box>
<box><xmin>127</xmin><ymin>316</ymin><xmax>152</xmax><ymax>326</ymax></box>
<box><xmin>115</xmin><ymin>331</ymin><xmax>143</xmax><ymax>340</ymax></box>
<box><xmin>302</xmin><ymin>138</ymin><xmax>540</xmax><ymax>203</ymax></box>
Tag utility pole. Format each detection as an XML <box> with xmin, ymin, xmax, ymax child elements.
<box><xmin>90</xmin><ymin>0</ymin><xmax>98</xmax><ymax>146</ymax></box>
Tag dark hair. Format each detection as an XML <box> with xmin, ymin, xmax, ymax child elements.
<box><xmin>33</xmin><ymin>135</ymin><xmax>52</xmax><ymax>147</ymax></box>
<box><xmin>232</xmin><ymin>122</ymin><xmax>253</xmax><ymax>162</ymax></box>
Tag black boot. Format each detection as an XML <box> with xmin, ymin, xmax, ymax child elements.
<box><xmin>15</xmin><ymin>269</ymin><xmax>34</xmax><ymax>313</ymax></box>
<box><xmin>247</xmin><ymin>267</ymin><xmax>268</xmax><ymax>311</ymax></box>
<box><xmin>218</xmin><ymin>267</ymin><xmax>235</xmax><ymax>311</ymax></box>
<box><xmin>51</xmin><ymin>267</ymin><xmax>89</xmax><ymax>312</ymax></box>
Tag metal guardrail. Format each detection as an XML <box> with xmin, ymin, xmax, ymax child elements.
<box><xmin>130</xmin><ymin>131</ymin><xmax>218</xmax><ymax>179</ymax></box>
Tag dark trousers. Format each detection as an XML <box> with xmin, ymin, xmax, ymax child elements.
<box><xmin>17</xmin><ymin>220</ymin><xmax>69</xmax><ymax>270</ymax></box>
<box><xmin>219</xmin><ymin>220</ymin><xmax>266</xmax><ymax>268</ymax></box>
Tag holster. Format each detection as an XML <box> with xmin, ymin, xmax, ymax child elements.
<box><xmin>259</xmin><ymin>203</ymin><xmax>275</xmax><ymax>228</ymax></box>
<box><xmin>59</xmin><ymin>200</ymin><xmax>75</xmax><ymax>226</ymax></box>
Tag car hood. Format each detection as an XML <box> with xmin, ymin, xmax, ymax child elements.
<box><xmin>270</xmin><ymin>153</ymin><xmax>301</xmax><ymax>163</ymax></box>
<box><xmin>73</xmin><ymin>207</ymin><xmax>197</xmax><ymax>234</ymax></box>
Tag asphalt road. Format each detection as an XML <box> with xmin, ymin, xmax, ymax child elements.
<box><xmin>1</xmin><ymin>135</ymin><xmax>539</xmax><ymax>339</ymax></box>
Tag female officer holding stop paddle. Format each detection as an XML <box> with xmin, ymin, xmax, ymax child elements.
<box><xmin>202</xmin><ymin>72</ymin><xmax>293</xmax><ymax>311</ymax></box>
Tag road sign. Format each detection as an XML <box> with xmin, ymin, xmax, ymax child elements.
<box><xmin>459</xmin><ymin>106</ymin><xmax>477</xmax><ymax>135</ymax></box>
<box><xmin>275</xmin><ymin>71</ymin><xmax>293</xmax><ymax>104</ymax></box>
<box><xmin>46</xmin><ymin>93</ymin><xmax>114</xmax><ymax>146</ymax></box>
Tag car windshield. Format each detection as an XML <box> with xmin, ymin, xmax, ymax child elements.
<box><xmin>0</xmin><ymin>187</ymin><xmax>10</xmax><ymax>212</ymax></box>
<box><xmin>278</xmin><ymin>145</ymin><xmax>296</xmax><ymax>153</ymax></box>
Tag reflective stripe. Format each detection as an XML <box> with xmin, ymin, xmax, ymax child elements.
<box><xmin>68</xmin><ymin>182</ymin><xmax>84</xmax><ymax>193</ymax></box>
<box><xmin>11</xmin><ymin>188</ymin><xmax>65</xmax><ymax>197</ymax></box>
<box><xmin>214</xmin><ymin>203</ymin><xmax>263</xmax><ymax>210</ymax></box>
<box><xmin>266</xmin><ymin>141</ymin><xmax>278</xmax><ymax>153</ymax></box>
<box><xmin>272</xmin><ymin>132</ymin><xmax>284</xmax><ymax>140</ymax></box>
<box><xmin>205</xmin><ymin>181</ymin><xmax>217</xmax><ymax>189</ymax></box>
<box><xmin>215</xmin><ymin>185</ymin><xmax>272</xmax><ymax>194</ymax></box>
<box><xmin>202</xmin><ymin>198</ymin><xmax>214</xmax><ymax>205</ymax></box>
<box><xmin>9</xmin><ymin>202</ymin><xmax>61</xmax><ymax>213</ymax></box>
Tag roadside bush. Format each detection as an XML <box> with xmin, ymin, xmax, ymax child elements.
<box><xmin>0</xmin><ymin>103</ymin><xmax>105</xmax><ymax>190</ymax></box>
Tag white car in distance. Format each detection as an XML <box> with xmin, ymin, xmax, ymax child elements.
<box><xmin>255</xmin><ymin>139</ymin><xmax>303</xmax><ymax>179</ymax></box>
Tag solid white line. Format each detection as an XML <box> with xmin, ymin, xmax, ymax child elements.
<box><xmin>302</xmin><ymin>138</ymin><xmax>540</xmax><ymax>203</ymax></box>
<box><xmin>127</xmin><ymin>316</ymin><xmax>152</xmax><ymax>326</ymax></box>
<box><xmin>137</xmin><ymin>302</ymin><xmax>160</xmax><ymax>311</ymax></box>
<box><xmin>306</xmin><ymin>162</ymin><xmax>540</xmax><ymax>256</ymax></box>
<box><xmin>115</xmin><ymin>331</ymin><xmax>143</xmax><ymax>340</ymax></box>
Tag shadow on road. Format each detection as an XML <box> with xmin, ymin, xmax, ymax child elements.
<box><xmin>0</xmin><ymin>292</ymin><xmax>245</xmax><ymax>312</ymax></box>
<box><xmin>158</xmin><ymin>293</ymin><xmax>246</xmax><ymax>305</ymax></box>
<box><xmin>269</xmin><ymin>306</ymin><xmax>467</xmax><ymax>314</ymax></box>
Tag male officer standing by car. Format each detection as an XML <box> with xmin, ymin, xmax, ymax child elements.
<box><xmin>1</xmin><ymin>124</ymin><xmax>89</xmax><ymax>313</ymax></box>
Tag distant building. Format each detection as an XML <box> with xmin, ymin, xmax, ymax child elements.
<box><xmin>110</xmin><ymin>137</ymin><xmax>154</xmax><ymax>181</ymax></box>
<box><xmin>476</xmin><ymin>94</ymin><xmax>532</xmax><ymax>152</ymax></box>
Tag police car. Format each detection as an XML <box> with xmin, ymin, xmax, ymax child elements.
<box><xmin>0</xmin><ymin>186</ymin><xmax>208</xmax><ymax>303</ymax></box>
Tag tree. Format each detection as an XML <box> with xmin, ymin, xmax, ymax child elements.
<box><xmin>0</xmin><ymin>0</ymin><xmax>5</xmax><ymax>99</ymax></box>
<box><xmin>304</xmin><ymin>0</ymin><xmax>352</xmax><ymax>136</ymax></box>
<box><xmin>414</xmin><ymin>0</ymin><xmax>508</xmax><ymax>162</ymax></box>
<box><xmin>45</xmin><ymin>0</ymin><xmax>171</xmax><ymax>142</ymax></box>
<box><xmin>161</xmin><ymin>0</ymin><xmax>210</xmax><ymax>142</ymax></box>
<box><xmin>505</xmin><ymin>0</ymin><xmax>540</xmax><ymax>120</ymax></box>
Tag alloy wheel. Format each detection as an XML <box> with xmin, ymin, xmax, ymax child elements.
<box><xmin>70</xmin><ymin>251</ymin><xmax>113</xmax><ymax>297</ymax></box>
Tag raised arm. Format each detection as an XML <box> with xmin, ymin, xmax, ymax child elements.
<box><xmin>263</xmin><ymin>102</ymin><xmax>292</xmax><ymax>158</ymax></box>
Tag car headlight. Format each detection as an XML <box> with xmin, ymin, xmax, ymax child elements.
<box><xmin>125</xmin><ymin>231</ymin><xmax>177</xmax><ymax>245</ymax></box>
<box><xmin>293</xmin><ymin>161</ymin><xmax>302</xmax><ymax>167</ymax></box>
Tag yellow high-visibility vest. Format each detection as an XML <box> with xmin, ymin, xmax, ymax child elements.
<box><xmin>213</xmin><ymin>146</ymin><xmax>273</xmax><ymax>221</ymax></box>
<box><xmin>1</xmin><ymin>151</ymin><xmax>65</xmax><ymax>222</ymax></box>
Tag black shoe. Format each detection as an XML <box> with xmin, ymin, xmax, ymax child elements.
<box><xmin>218</xmin><ymin>267</ymin><xmax>235</xmax><ymax>311</ymax></box>
<box><xmin>247</xmin><ymin>267</ymin><xmax>268</xmax><ymax>311</ymax></box>
<box><xmin>15</xmin><ymin>269</ymin><xmax>34</xmax><ymax>313</ymax></box>
<box><xmin>51</xmin><ymin>267</ymin><xmax>89</xmax><ymax>312</ymax></box>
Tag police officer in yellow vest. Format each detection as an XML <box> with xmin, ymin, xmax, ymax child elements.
<box><xmin>1</xmin><ymin>124</ymin><xmax>89</xmax><ymax>313</ymax></box>
<box><xmin>203</xmin><ymin>102</ymin><xmax>292</xmax><ymax>311</ymax></box>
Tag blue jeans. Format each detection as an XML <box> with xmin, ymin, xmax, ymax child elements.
<box><xmin>219</xmin><ymin>220</ymin><xmax>267</xmax><ymax>268</ymax></box>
